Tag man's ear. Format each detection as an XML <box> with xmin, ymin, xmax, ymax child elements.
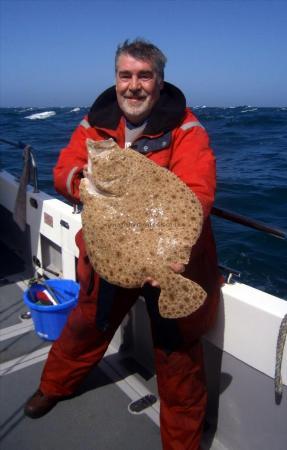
<box><xmin>159</xmin><ymin>79</ymin><xmax>164</xmax><ymax>90</ymax></box>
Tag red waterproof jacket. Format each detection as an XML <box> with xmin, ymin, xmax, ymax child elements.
<box><xmin>54</xmin><ymin>82</ymin><xmax>220</xmax><ymax>332</ymax></box>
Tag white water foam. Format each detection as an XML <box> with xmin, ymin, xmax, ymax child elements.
<box><xmin>25</xmin><ymin>111</ymin><xmax>56</xmax><ymax>120</ymax></box>
<box><xmin>70</xmin><ymin>107</ymin><xmax>80</xmax><ymax>112</ymax></box>
<box><xmin>19</xmin><ymin>107</ymin><xmax>34</xmax><ymax>113</ymax></box>
<box><xmin>241</xmin><ymin>108</ymin><xmax>258</xmax><ymax>113</ymax></box>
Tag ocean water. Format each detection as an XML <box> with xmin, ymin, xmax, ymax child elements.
<box><xmin>0</xmin><ymin>105</ymin><xmax>286</xmax><ymax>300</ymax></box>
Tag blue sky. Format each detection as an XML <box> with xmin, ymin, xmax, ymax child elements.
<box><xmin>0</xmin><ymin>0</ymin><xmax>286</xmax><ymax>107</ymax></box>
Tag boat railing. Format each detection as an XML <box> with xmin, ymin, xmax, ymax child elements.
<box><xmin>211</xmin><ymin>206</ymin><xmax>286</xmax><ymax>240</ymax></box>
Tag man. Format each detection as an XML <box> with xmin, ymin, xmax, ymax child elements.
<box><xmin>25</xmin><ymin>39</ymin><xmax>221</xmax><ymax>450</ymax></box>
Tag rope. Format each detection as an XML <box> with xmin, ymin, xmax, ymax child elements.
<box><xmin>275</xmin><ymin>313</ymin><xmax>287</xmax><ymax>401</ymax></box>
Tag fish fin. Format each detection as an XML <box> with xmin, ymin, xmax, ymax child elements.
<box><xmin>156</xmin><ymin>271</ymin><xmax>207</xmax><ymax>319</ymax></box>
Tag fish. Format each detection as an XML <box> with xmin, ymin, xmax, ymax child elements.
<box><xmin>79</xmin><ymin>138</ymin><xmax>207</xmax><ymax>319</ymax></box>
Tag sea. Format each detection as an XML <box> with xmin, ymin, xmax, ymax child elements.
<box><xmin>0</xmin><ymin>105</ymin><xmax>286</xmax><ymax>300</ymax></box>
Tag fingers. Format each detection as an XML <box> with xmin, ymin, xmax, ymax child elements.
<box><xmin>142</xmin><ymin>277</ymin><xmax>160</xmax><ymax>288</ymax></box>
<box><xmin>141</xmin><ymin>262</ymin><xmax>185</xmax><ymax>288</ymax></box>
<box><xmin>169</xmin><ymin>262</ymin><xmax>185</xmax><ymax>273</ymax></box>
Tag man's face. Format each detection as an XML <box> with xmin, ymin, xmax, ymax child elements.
<box><xmin>116</xmin><ymin>54</ymin><xmax>163</xmax><ymax>124</ymax></box>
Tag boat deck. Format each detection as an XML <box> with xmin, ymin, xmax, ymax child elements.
<box><xmin>0</xmin><ymin>243</ymin><xmax>163</xmax><ymax>450</ymax></box>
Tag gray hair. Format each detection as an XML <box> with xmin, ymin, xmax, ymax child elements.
<box><xmin>115</xmin><ymin>38</ymin><xmax>167</xmax><ymax>80</ymax></box>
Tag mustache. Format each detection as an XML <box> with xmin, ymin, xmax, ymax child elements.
<box><xmin>124</xmin><ymin>93</ymin><xmax>147</xmax><ymax>100</ymax></box>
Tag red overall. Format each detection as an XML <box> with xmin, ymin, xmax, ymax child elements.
<box><xmin>40</xmin><ymin>83</ymin><xmax>221</xmax><ymax>449</ymax></box>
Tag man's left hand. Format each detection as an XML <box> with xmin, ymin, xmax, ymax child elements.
<box><xmin>143</xmin><ymin>262</ymin><xmax>185</xmax><ymax>288</ymax></box>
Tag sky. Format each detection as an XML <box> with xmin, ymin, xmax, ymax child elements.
<box><xmin>0</xmin><ymin>0</ymin><xmax>286</xmax><ymax>107</ymax></box>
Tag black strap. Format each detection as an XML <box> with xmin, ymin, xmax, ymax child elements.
<box><xmin>96</xmin><ymin>278</ymin><xmax>118</xmax><ymax>331</ymax></box>
<box><xmin>142</xmin><ymin>284</ymin><xmax>182</xmax><ymax>354</ymax></box>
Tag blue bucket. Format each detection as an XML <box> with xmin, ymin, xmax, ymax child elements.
<box><xmin>23</xmin><ymin>279</ymin><xmax>79</xmax><ymax>341</ymax></box>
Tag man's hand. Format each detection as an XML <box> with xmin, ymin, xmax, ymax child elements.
<box><xmin>143</xmin><ymin>262</ymin><xmax>185</xmax><ymax>288</ymax></box>
<box><xmin>169</xmin><ymin>262</ymin><xmax>185</xmax><ymax>273</ymax></box>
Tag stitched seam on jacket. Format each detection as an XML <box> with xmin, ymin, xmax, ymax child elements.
<box><xmin>180</xmin><ymin>121</ymin><xmax>205</xmax><ymax>131</ymax></box>
<box><xmin>66</xmin><ymin>166</ymin><xmax>79</xmax><ymax>196</ymax></box>
<box><xmin>80</xmin><ymin>119</ymin><xmax>91</xmax><ymax>129</ymax></box>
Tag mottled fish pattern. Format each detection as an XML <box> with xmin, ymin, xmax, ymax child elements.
<box><xmin>80</xmin><ymin>138</ymin><xmax>207</xmax><ymax>318</ymax></box>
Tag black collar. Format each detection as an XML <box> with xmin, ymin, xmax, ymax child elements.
<box><xmin>88</xmin><ymin>82</ymin><xmax>186</xmax><ymax>135</ymax></box>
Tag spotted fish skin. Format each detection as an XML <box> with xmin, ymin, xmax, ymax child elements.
<box><xmin>80</xmin><ymin>138</ymin><xmax>207</xmax><ymax>319</ymax></box>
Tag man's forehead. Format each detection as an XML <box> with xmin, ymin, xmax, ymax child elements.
<box><xmin>116</xmin><ymin>54</ymin><xmax>155</xmax><ymax>72</ymax></box>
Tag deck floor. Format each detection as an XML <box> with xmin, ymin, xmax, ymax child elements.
<box><xmin>1</xmin><ymin>361</ymin><xmax>161</xmax><ymax>450</ymax></box>
<box><xmin>0</xmin><ymin>245</ymin><xmax>162</xmax><ymax>450</ymax></box>
<box><xmin>0</xmin><ymin>241</ymin><xmax>223</xmax><ymax>450</ymax></box>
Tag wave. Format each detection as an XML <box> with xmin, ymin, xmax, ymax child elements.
<box><xmin>70</xmin><ymin>107</ymin><xmax>80</xmax><ymax>113</ymax></box>
<box><xmin>241</xmin><ymin>108</ymin><xmax>258</xmax><ymax>113</ymax></box>
<box><xmin>19</xmin><ymin>107</ymin><xmax>34</xmax><ymax>113</ymax></box>
<box><xmin>25</xmin><ymin>111</ymin><xmax>56</xmax><ymax>120</ymax></box>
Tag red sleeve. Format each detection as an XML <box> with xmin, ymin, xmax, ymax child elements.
<box><xmin>53</xmin><ymin>121</ymin><xmax>91</xmax><ymax>204</ymax></box>
<box><xmin>169</xmin><ymin>124</ymin><xmax>216</xmax><ymax>219</ymax></box>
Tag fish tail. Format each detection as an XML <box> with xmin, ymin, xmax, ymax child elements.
<box><xmin>155</xmin><ymin>269</ymin><xmax>207</xmax><ymax>319</ymax></box>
